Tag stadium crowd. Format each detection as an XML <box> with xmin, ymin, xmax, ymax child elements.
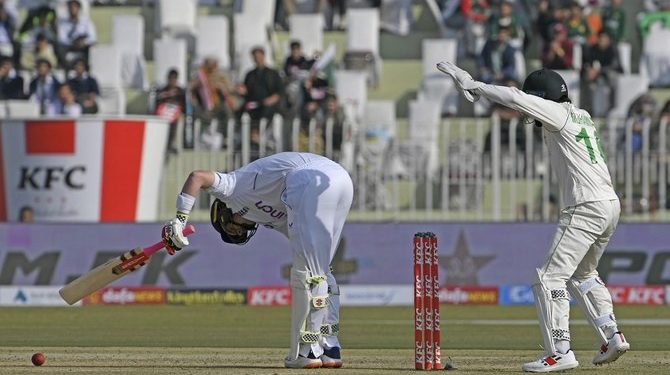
<box><xmin>1</xmin><ymin>0</ymin><xmax>670</xmax><ymax>162</ymax></box>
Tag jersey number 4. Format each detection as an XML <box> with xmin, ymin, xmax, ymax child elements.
<box><xmin>576</xmin><ymin>127</ymin><xmax>605</xmax><ymax>164</ymax></box>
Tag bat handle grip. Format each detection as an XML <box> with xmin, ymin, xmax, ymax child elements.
<box><xmin>144</xmin><ymin>224</ymin><xmax>196</xmax><ymax>256</ymax></box>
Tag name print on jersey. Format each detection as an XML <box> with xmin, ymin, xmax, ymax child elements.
<box><xmin>255</xmin><ymin>201</ymin><xmax>286</xmax><ymax>219</ymax></box>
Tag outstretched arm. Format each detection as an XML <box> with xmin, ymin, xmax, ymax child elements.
<box><xmin>437</xmin><ymin>61</ymin><xmax>570</xmax><ymax>131</ymax></box>
<box><xmin>473</xmin><ymin>84</ymin><xmax>570</xmax><ymax>131</ymax></box>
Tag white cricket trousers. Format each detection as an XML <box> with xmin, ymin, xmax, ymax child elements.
<box><xmin>535</xmin><ymin>199</ymin><xmax>620</xmax><ymax>347</ymax></box>
<box><xmin>539</xmin><ymin>199</ymin><xmax>620</xmax><ymax>285</ymax></box>
<box><xmin>283</xmin><ymin>158</ymin><xmax>353</xmax><ymax>354</ymax></box>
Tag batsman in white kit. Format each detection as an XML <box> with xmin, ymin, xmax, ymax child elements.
<box><xmin>161</xmin><ymin>152</ymin><xmax>353</xmax><ymax>369</ymax></box>
<box><xmin>438</xmin><ymin>62</ymin><xmax>630</xmax><ymax>372</ymax></box>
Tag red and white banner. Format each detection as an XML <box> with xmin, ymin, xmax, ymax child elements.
<box><xmin>0</xmin><ymin>117</ymin><xmax>168</xmax><ymax>222</ymax></box>
<box><xmin>247</xmin><ymin>286</ymin><xmax>291</xmax><ymax>306</ymax></box>
<box><xmin>608</xmin><ymin>285</ymin><xmax>666</xmax><ymax>305</ymax></box>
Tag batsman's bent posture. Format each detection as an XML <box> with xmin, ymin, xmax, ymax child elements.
<box><xmin>438</xmin><ymin>62</ymin><xmax>629</xmax><ymax>372</ymax></box>
<box><xmin>161</xmin><ymin>152</ymin><xmax>353</xmax><ymax>369</ymax></box>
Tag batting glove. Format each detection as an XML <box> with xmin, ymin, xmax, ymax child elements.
<box><xmin>436</xmin><ymin>61</ymin><xmax>483</xmax><ymax>103</ymax></box>
<box><xmin>162</xmin><ymin>218</ymin><xmax>189</xmax><ymax>255</ymax></box>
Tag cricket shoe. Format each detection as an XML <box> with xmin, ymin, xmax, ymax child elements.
<box><xmin>321</xmin><ymin>347</ymin><xmax>343</xmax><ymax>368</ymax></box>
<box><xmin>593</xmin><ymin>332</ymin><xmax>630</xmax><ymax>365</ymax></box>
<box><xmin>284</xmin><ymin>351</ymin><xmax>322</xmax><ymax>369</ymax></box>
<box><xmin>522</xmin><ymin>350</ymin><xmax>579</xmax><ymax>372</ymax></box>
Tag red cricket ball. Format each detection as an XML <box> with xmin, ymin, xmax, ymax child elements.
<box><xmin>31</xmin><ymin>352</ymin><xmax>45</xmax><ymax>366</ymax></box>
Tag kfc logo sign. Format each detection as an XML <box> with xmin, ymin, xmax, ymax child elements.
<box><xmin>18</xmin><ymin>166</ymin><xmax>86</xmax><ymax>190</ymax></box>
<box><xmin>608</xmin><ymin>286</ymin><xmax>665</xmax><ymax>305</ymax></box>
<box><xmin>247</xmin><ymin>286</ymin><xmax>291</xmax><ymax>306</ymax></box>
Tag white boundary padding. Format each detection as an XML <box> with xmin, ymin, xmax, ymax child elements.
<box><xmin>241</xmin><ymin>113</ymin><xmax>250</xmax><ymax>166</ymax></box>
<box><xmin>625</xmin><ymin>117</ymin><xmax>633</xmax><ymax>215</ymax></box>
<box><xmin>641</xmin><ymin>117</ymin><xmax>651</xmax><ymax>216</ymax></box>
<box><xmin>491</xmin><ymin>113</ymin><xmax>501</xmax><ymax>221</ymax></box>
<box><xmin>525</xmin><ymin>121</ymin><xmax>535</xmax><ymax>220</ymax></box>
<box><xmin>508</xmin><ymin>117</ymin><xmax>519</xmax><ymax>220</ymax></box>
<box><xmin>541</xmin><ymin>133</ymin><xmax>550</xmax><ymax>221</ymax></box>
<box><xmin>475</xmin><ymin>119</ymin><xmax>485</xmax><ymax>220</ymax></box>
<box><xmin>259</xmin><ymin>117</ymin><xmax>268</xmax><ymax>158</ymax></box>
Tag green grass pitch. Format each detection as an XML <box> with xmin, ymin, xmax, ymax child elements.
<box><xmin>0</xmin><ymin>304</ymin><xmax>668</xmax><ymax>374</ymax></box>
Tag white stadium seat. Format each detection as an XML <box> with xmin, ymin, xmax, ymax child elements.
<box><xmin>422</xmin><ymin>39</ymin><xmax>457</xmax><ymax>79</ymax></box>
<box><xmin>153</xmin><ymin>38</ymin><xmax>187</xmax><ymax>87</ymax></box>
<box><xmin>89</xmin><ymin>44</ymin><xmax>121</xmax><ymax>88</ymax></box>
<box><xmin>97</xmin><ymin>87</ymin><xmax>126</xmax><ymax>116</ymax></box>
<box><xmin>155</xmin><ymin>0</ymin><xmax>197</xmax><ymax>39</ymax></box>
<box><xmin>289</xmin><ymin>14</ymin><xmax>324</xmax><ymax>57</ymax></box>
<box><xmin>112</xmin><ymin>15</ymin><xmax>146</xmax><ymax>89</ymax></box>
<box><xmin>334</xmin><ymin>70</ymin><xmax>368</xmax><ymax>122</ymax></box>
<box><xmin>196</xmin><ymin>16</ymin><xmax>231</xmax><ymax>70</ymax></box>
<box><xmin>239</xmin><ymin>0</ymin><xmax>276</xmax><ymax>29</ymax></box>
<box><xmin>364</xmin><ymin>100</ymin><xmax>396</xmax><ymax>137</ymax></box>
<box><xmin>6</xmin><ymin>100</ymin><xmax>40</xmax><ymax>118</ymax></box>
<box><xmin>420</xmin><ymin>39</ymin><xmax>458</xmax><ymax>115</ymax></box>
<box><xmin>347</xmin><ymin>8</ymin><xmax>380</xmax><ymax>55</ymax></box>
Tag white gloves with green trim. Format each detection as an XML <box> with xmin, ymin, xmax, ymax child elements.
<box><xmin>436</xmin><ymin>61</ymin><xmax>483</xmax><ymax>103</ymax></box>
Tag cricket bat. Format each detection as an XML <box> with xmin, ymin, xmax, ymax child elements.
<box><xmin>59</xmin><ymin>225</ymin><xmax>195</xmax><ymax>305</ymax></box>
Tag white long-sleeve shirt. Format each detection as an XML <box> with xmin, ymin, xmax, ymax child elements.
<box><xmin>473</xmin><ymin>84</ymin><xmax>618</xmax><ymax>208</ymax></box>
<box><xmin>206</xmin><ymin>152</ymin><xmax>335</xmax><ymax>236</ymax></box>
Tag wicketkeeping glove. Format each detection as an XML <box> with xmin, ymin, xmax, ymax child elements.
<box><xmin>161</xmin><ymin>218</ymin><xmax>189</xmax><ymax>255</ymax></box>
<box><xmin>436</xmin><ymin>61</ymin><xmax>483</xmax><ymax>103</ymax></box>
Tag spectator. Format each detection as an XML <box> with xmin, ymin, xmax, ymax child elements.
<box><xmin>536</xmin><ymin>0</ymin><xmax>556</xmax><ymax>45</ymax></box>
<box><xmin>300</xmin><ymin>69</ymin><xmax>329</xmax><ymax>125</ymax></box>
<box><xmin>582</xmin><ymin>30</ymin><xmax>621</xmax><ymax>116</ymax></box>
<box><xmin>565</xmin><ymin>1</ymin><xmax>590</xmax><ymax>45</ymax></box>
<box><xmin>284</xmin><ymin>41</ymin><xmax>313</xmax><ymax>117</ymax></box>
<box><xmin>190</xmin><ymin>57</ymin><xmax>237</xmax><ymax>143</ymax></box>
<box><xmin>67</xmin><ymin>58</ymin><xmax>99</xmax><ymax>114</ymax></box>
<box><xmin>20</xmin><ymin>33</ymin><xmax>58</xmax><ymax>70</ymax></box>
<box><xmin>18</xmin><ymin>5</ymin><xmax>57</xmax><ymax>46</ymax></box>
<box><xmin>57</xmin><ymin>0</ymin><xmax>96</xmax><ymax>66</ymax></box>
<box><xmin>325</xmin><ymin>0</ymin><xmax>347</xmax><ymax>31</ymax></box>
<box><xmin>584</xmin><ymin>0</ymin><xmax>603</xmax><ymax>45</ymax></box>
<box><xmin>462</xmin><ymin>0</ymin><xmax>491</xmax><ymax>57</ymax></box>
<box><xmin>284</xmin><ymin>41</ymin><xmax>312</xmax><ymax>81</ymax></box>
<box><xmin>321</xmin><ymin>92</ymin><xmax>346</xmax><ymax>159</ymax></box>
<box><xmin>624</xmin><ymin>94</ymin><xmax>657</xmax><ymax>153</ymax></box>
<box><xmin>236</xmin><ymin>47</ymin><xmax>283</xmax><ymax>123</ymax></box>
<box><xmin>54</xmin><ymin>83</ymin><xmax>82</xmax><ymax>116</ymax></box>
<box><xmin>542</xmin><ymin>23</ymin><xmax>574</xmax><ymax>69</ymax></box>
<box><xmin>0</xmin><ymin>3</ymin><xmax>16</xmax><ymax>59</ymax></box>
<box><xmin>155</xmin><ymin>69</ymin><xmax>186</xmax><ymax>154</ymax></box>
<box><xmin>601</xmin><ymin>0</ymin><xmax>626</xmax><ymax>43</ymax></box>
<box><xmin>29</xmin><ymin>58</ymin><xmax>61</xmax><ymax>115</ymax></box>
<box><xmin>0</xmin><ymin>56</ymin><xmax>24</xmax><ymax>99</ymax></box>
<box><xmin>18</xmin><ymin>206</ymin><xmax>33</xmax><ymax>222</ymax></box>
<box><xmin>477</xmin><ymin>24</ymin><xmax>518</xmax><ymax>84</ymax></box>
<box><xmin>486</xmin><ymin>0</ymin><xmax>524</xmax><ymax>48</ymax></box>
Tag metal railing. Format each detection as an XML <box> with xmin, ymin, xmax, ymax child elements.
<box><xmin>160</xmin><ymin>113</ymin><xmax>670</xmax><ymax>222</ymax></box>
